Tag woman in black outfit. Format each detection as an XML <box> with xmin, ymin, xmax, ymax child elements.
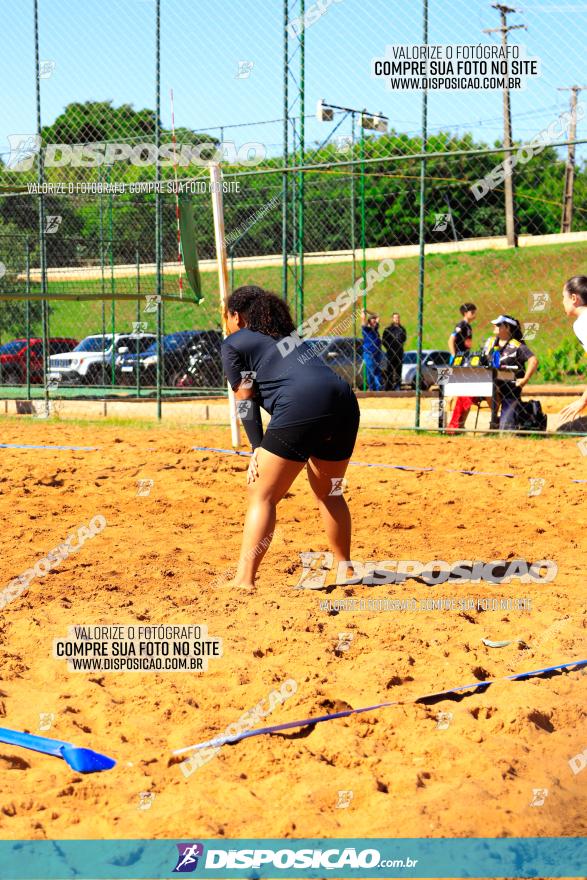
<box><xmin>221</xmin><ymin>286</ymin><xmax>360</xmax><ymax>589</ymax></box>
<box><xmin>483</xmin><ymin>315</ymin><xmax>538</xmax><ymax>430</ymax></box>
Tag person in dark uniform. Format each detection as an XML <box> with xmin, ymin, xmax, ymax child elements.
<box><xmin>382</xmin><ymin>312</ymin><xmax>407</xmax><ymax>391</ymax></box>
<box><xmin>483</xmin><ymin>315</ymin><xmax>538</xmax><ymax>430</ymax></box>
<box><xmin>447</xmin><ymin>302</ymin><xmax>477</xmax><ymax>432</ymax></box>
<box><xmin>221</xmin><ymin>285</ymin><xmax>361</xmax><ymax>589</ymax></box>
<box><xmin>449</xmin><ymin>303</ymin><xmax>477</xmax><ymax>361</ymax></box>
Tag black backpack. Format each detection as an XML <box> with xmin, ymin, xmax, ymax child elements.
<box><xmin>517</xmin><ymin>400</ymin><xmax>547</xmax><ymax>432</ymax></box>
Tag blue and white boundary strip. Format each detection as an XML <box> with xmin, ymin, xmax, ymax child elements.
<box><xmin>194</xmin><ymin>445</ymin><xmax>252</xmax><ymax>457</ymax></box>
<box><xmin>174</xmin><ymin>658</ymin><xmax>587</xmax><ymax>753</ymax></box>
<box><xmin>2</xmin><ymin>444</ymin><xmax>583</xmax><ymax>481</ymax></box>
<box><xmin>0</xmin><ymin>443</ymin><xmax>99</xmax><ymax>450</ymax></box>
<box><xmin>192</xmin><ymin>445</ymin><xmax>586</xmax><ymax>482</ymax></box>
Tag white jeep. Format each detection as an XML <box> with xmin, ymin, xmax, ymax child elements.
<box><xmin>48</xmin><ymin>333</ymin><xmax>156</xmax><ymax>385</ymax></box>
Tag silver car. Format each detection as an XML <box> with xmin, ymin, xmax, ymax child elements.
<box><xmin>401</xmin><ymin>349</ymin><xmax>452</xmax><ymax>390</ymax></box>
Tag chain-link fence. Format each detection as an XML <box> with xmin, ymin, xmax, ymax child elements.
<box><xmin>1</xmin><ymin>0</ymin><xmax>586</xmax><ymax>430</ymax></box>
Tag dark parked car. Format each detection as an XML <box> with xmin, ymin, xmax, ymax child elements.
<box><xmin>0</xmin><ymin>337</ymin><xmax>78</xmax><ymax>385</ymax></box>
<box><xmin>401</xmin><ymin>349</ymin><xmax>452</xmax><ymax>390</ymax></box>
<box><xmin>179</xmin><ymin>332</ymin><xmax>224</xmax><ymax>388</ymax></box>
<box><xmin>117</xmin><ymin>330</ymin><xmax>223</xmax><ymax>388</ymax></box>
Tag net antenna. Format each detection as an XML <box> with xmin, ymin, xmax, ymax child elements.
<box><xmin>210</xmin><ymin>162</ymin><xmax>241</xmax><ymax>448</ymax></box>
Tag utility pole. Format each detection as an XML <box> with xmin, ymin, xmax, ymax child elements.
<box><xmin>484</xmin><ymin>4</ymin><xmax>526</xmax><ymax>248</ymax></box>
<box><xmin>558</xmin><ymin>85</ymin><xmax>587</xmax><ymax>233</ymax></box>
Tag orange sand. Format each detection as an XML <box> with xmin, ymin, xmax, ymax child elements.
<box><xmin>0</xmin><ymin>417</ymin><xmax>585</xmax><ymax>843</ymax></box>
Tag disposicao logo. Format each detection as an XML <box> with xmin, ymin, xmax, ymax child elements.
<box><xmin>173</xmin><ymin>843</ymin><xmax>205</xmax><ymax>873</ymax></box>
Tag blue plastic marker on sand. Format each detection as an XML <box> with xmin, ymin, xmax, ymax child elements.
<box><xmin>0</xmin><ymin>727</ymin><xmax>115</xmax><ymax>773</ymax></box>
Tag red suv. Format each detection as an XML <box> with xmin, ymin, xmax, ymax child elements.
<box><xmin>0</xmin><ymin>338</ymin><xmax>78</xmax><ymax>384</ymax></box>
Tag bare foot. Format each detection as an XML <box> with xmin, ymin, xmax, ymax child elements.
<box><xmin>221</xmin><ymin>577</ymin><xmax>255</xmax><ymax>591</ymax></box>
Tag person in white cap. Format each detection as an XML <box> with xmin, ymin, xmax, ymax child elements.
<box><xmin>558</xmin><ymin>276</ymin><xmax>587</xmax><ymax>429</ymax></box>
<box><xmin>483</xmin><ymin>315</ymin><xmax>538</xmax><ymax>430</ymax></box>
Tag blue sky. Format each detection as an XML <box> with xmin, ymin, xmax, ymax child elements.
<box><xmin>0</xmin><ymin>0</ymin><xmax>585</xmax><ymax>165</ymax></box>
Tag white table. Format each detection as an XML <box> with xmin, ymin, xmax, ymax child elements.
<box><xmin>438</xmin><ymin>365</ymin><xmax>517</xmax><ymax>429</ymax></box>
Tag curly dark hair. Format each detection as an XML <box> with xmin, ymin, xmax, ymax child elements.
<box><xmin>227</xmin><ymin>285</ymin><xmax>296</xmax><ymax>339</ymax></box>
<box><xmin>226</xmin><ymin>285</ymin><xmax>264</xmax><ymax>319</ymax></box>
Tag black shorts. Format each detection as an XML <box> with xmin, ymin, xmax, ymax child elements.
<box><xmin>261</xmin><ymin>392</ymin><xmax>360</xmax><ymax>462</ymax></box>
<box><xmin>559</xmin><ymin>415</ymin><xmax>587</xmax><ymax>433</ymax></box>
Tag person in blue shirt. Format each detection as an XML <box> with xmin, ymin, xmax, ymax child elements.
<box><xmin>221</xmin><ymin>285</ymin><xmax>360</xmax><ymax>590</ymax></box>
<box><xmin>361</xmin><ymin>309</ymin><xmax>383</xmax><ymax>391</ymax></box>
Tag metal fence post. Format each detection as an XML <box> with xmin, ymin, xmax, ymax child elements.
<box><xmin>34</xmin><ymin>0</ymin><xmax>48</xmax><ymax>412</ymax></box>
<box><xmin>360</xmin><ymin>114</ymin><xmax>367</xmax><ymax>391</ymax></box>
<box><xmin>155</xmin><ymin>0</ymin><xmax>163</xmax><ymax>420</ymax></box>
<box><xmin>136</xmin><ymin>245</ymin><xmax>141</xmax><ymax>399</ymax></box>
<box><xmin>108</xmin><ymin>172</ymin><xmax>116</xmax><ymax>389</ymax></box>
<box><xmin>99</xmin><ymin>169</ymin><xmax>107</xmax><ymax>390</ymax></box>
<box><xmin>25</xmin><ymin>240</ymin><xmax>31</xmax><ymax>399</ymax></box>
<box><xmin>414</xmin><ymin>0</ymin><xmax>429</xmax><ymax>429</ymax></box>
<box><xmin>282</xmin><ymin>0</ymin><xmax>288</xmax><ymax>304</ymax></box>
<box><xmin>350</xmin><ymin>113</ymin><xmax>359</xmax><ymax>389</ymax></box>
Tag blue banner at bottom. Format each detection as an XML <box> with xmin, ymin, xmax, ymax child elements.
<box><xmin>0</xmin><ymin>838</ymin><xmax>585</xmax><ymax>879</ymax></box>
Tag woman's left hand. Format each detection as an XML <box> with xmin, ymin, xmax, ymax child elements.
<box><xmin>247</xmin><ymin>449</ymin><xmax>259</xmax><ymax>484</ymax></box>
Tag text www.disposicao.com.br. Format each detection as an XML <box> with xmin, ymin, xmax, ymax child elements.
<box><xmin>68</xmin><ymin>657</ymin><xmax>201</xmax><ymax>671</ymax></box>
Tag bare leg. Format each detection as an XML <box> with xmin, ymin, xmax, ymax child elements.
<box><xmin>306</xmin><ymin>457</ymin><xmax>352</xmax><ymax>565</ymax></box>
<box><xmin>230</xmin><ymin>448</ymin><xmax>305</xmax><ymax>588</ymax></box>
